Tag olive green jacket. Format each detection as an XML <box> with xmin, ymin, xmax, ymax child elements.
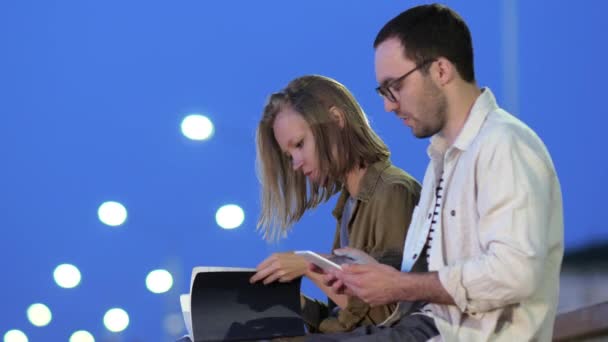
<box><xmin>314</xmin><ymin>159</ymin><xmax>421</xmax><ymax>333</ymax></box>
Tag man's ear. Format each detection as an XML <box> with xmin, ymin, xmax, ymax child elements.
<box><xmin>329</xmin><ymin>106</ymin><xmax>346</xmax><ymax>128</ymax></box>
<box><xmin>434</xmin><ymin>57</ymin><xmax>456</xmax><ymax>86</ymax></box>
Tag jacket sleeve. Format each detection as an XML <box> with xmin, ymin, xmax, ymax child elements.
<box><xmin>369</xmin><ymin>181</ymin><xmax>421</xmax><ymax>267</ymax></box>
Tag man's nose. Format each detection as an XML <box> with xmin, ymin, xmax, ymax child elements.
<box><xmin>383</xmin><ymin>97</ymin><xmax>399</xmax><ymax>112</ymax></box>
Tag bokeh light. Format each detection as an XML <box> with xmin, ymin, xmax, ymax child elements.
<box><xmin>181</xmin><ymin>114</ymin><xmax>214</xmax><ymax>141</ymax></box>
<box><xmin>215</xmin><ymin>204</ymin><xmax>245</xmax><ymax>229</ymax></box>
<box><xmin>145</xmin><ymin>269</ymin><xmax>173</xmax><ymax>294</ymax></box>
<box><xmin>103</xmin><ymin>308</ymin><xmax>129</xmax><ymax>333</ymax></box>
<box><xmin>69</xmin><ymin>330</ymin><xmax>95</xmax><ymax>342</ymax></box>
<box><xmin>163</xmin><ymin>313</ymin><xmax>185</xmax><ymax>336</ymax></box>
<box><xmin>53</xmin><ymin>264</ymin><xmax>81</xmax><ymax>289</ymax></box>
<box><xmin>3</xmin><ymin>330</ymin><xmax>28</xmax><ymax>342</ymax></box>
<box><xmin>97</xmin><ymin>201</ymin><xmax>128</xmax><ymax>227</ymax></box>
<box><xmin>26</xmin><ymin>303</ymin><xmax>52</xmax><ymax>327</ymax></box>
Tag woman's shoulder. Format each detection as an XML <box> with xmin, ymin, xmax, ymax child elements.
<box><xmin>378</xmin><ymin>163</ymin><xmax>421</xmax><ymax>191</ymax></box>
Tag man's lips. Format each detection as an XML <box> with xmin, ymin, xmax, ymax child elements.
<box><xmin>396</xmin><ymin>112</ymin><xmax>412</xmax><ymax>125</ymax></box>
<box><xmin>395</xmin><ymin>111</ymin><xmax>408</xmax><ymax>120</ymax></box>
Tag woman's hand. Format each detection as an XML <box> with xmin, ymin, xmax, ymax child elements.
<box><xmin>249</xmin><ymin>252</ymin><xmax>308</xmax><ymax>285</ymax></box>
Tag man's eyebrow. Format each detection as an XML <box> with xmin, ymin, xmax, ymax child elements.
<box><xmin>378</xmin><ymin>76</ymin><xmax>396</xmax><ymax>87</ymax></box>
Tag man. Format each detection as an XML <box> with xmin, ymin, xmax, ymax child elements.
<box><xmin>308</xmin><ymin>4</ymin><xmax>564</xmax><ymax>341</ymax></box>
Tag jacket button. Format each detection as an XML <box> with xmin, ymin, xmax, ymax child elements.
<box><xmin>451</xmin><ymin>210</ymin><xmax>456</xmax><ymax>216</ymax></box>
<box><xmin>413</xmin><ymin>254</ymin><xmax>417</xmax><ymax>259</ymax></box>
<box><xmin>428</xmin><ymin>213</ymin><xmax>432</xmax><ymax>219</ymax></box>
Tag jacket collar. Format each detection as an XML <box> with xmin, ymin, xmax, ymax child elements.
<box><xmin>332</xmin><ymin>159</ymin><xmax>391</xmax><ymax>219</ymax></box>
<box><xmin>428</xmin><ymin>88</ymin><xmax>498</xmax><ymax>158</ymax></box>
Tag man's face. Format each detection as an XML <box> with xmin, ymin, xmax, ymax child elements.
<box><xmin>374</xmin><ymin>38</ymin><xmax>447</xmax><ymax>138</ymax></box>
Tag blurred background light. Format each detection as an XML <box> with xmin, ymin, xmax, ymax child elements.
<box><xmin>97</xmin><ymin>201</ymin><xmax>127</xmax><ymax>227</ymax></box>
<box><xmin>53</xmin><ymin>264</ymin><xmax>81</xmax><ymax>289</ymax></box>
<box><xmin>215</xmin><ymin>204</ymin><xmax>245</xmax><ymax>229</ymax></box>
<box><xmin>163</xmin><ymin>313</ymin><xmax>185</xmax><ymax>336</ymax></box>
<box><xmin>3</xmin><ymin>330</ymin><xmax>28</xmax><ymax>342</ymax></box>
<box><xmin>103</xmin><ymin>308</ymin><xmax>129</xmax><ymax>333</ymax></box>
<box><xmin>181</xmin><ymin>114</ymin><xmax>214</xmax><ymax>141</ymax></box>
<box><xmin>145</xmin><ymin>269</ymin><xmax>174</xmax><ymax>294</ymax></box>
<box><xmin>69</xmin><ymin>330</ymin><xmax>95</xmax><ymax>342</ymax></box>
<box><xmin>26</xmin><ymin>303</ymin><xmax>52</xmax><ymax>327</ymax></box>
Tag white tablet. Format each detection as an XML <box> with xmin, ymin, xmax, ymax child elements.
<box><xmin>295</xmin><ymin>250</ymin><xmax>342</xmax><ymax>271</ymax></box>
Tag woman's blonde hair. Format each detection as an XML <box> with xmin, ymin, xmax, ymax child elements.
<box><xmin>256</xmin><ymin>75</ymin><xmax>390</xmax><ymax>240</ymax></box>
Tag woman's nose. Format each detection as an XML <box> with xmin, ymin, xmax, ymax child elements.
<box><xmin>291</xmin><ymin>155</ymin><xmax>303</xmax><ymax>171</ymax></box>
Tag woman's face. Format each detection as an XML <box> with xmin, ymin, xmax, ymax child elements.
<box><xmin>272</xmin><ymin>107</ymin><xmax>321</xmax><ymax>183</ymax></box>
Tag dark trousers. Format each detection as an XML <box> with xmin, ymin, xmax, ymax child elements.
<box><xmin>303</xmin><ymin>313</ymin><xmax>438</xmax><ymax>342</ymax></box>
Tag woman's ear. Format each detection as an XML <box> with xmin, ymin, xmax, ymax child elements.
<box><xmin>329</xmin><ymin>106</ymin><xmax>345</xmax><ymax>128</ymax></box>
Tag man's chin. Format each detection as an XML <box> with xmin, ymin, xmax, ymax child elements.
<box><xmin>412</xmin><ymin>126</ymin><xmax>438</xmax><ymax>139</ymax></box>
<box><xmin>414</xmin><ymin>131</ymin><xmax>433</xmax><ymax>139</ymax></box>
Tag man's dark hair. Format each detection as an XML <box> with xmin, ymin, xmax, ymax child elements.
<box><xmin>374</xmin><ymin>4</ymin><xmax>475</xmax><ymax>83</ymax></box>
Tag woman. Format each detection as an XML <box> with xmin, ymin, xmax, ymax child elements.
<box><xmin>251</xmin><ymin>75</ymin><xmax>420</xmax><ymax>333</ymax></box>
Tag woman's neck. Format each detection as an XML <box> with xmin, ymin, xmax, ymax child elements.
<box><xmin>345</xmin><ymin>165</ymin><xmax>367</xmax><ymax>196</ymax></box>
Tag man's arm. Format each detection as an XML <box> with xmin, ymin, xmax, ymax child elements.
<box><xmin>327</xmin><ymin>128</ymin><xmax>562</xmax><ymax>313</ymax></box>
<box><xmin>330</xmin><ymin>263</ymin><xmax>454</xmax><ymax>307</ymax></box>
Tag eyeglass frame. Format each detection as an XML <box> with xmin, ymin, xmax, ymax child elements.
<box><xmin>375</xmin><ymin>59</ymin><xmax>436</xmax><ymax>103</ymax></box>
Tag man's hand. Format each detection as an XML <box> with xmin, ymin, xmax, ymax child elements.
<box><xmin>249</xmin><ymin>252</ymin><xmax>308</xmax><ymax>284</ymax></box>
<box><xmin>325</xmin><ymin>264</ymin><xmax>456</xmax><ymax>307</ymax></box>
<box><xmin>334</xmin><ymin>263</ymin><xmax>404</xmax><ymax>306</ymax></box>
<box><xmin>314</xmin><ymin>248</ymin><xmax>379</xmax><ymax>296</ymax></box>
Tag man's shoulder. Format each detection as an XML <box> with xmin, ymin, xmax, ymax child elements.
<box><xmin>469</xmin><ymin>109</ymin><xmax>555</xmax><ymax>171</ymax></box>
<box><xmin>475</xmin><ymin>109</ymin><xmax>545</xmax><ymax>151</ymax></box>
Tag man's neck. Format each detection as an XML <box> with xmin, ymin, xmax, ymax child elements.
<box><xmin>439</xmin><ymin>83</ymin><xmax>482</xmax><ymax>146</ymax></box>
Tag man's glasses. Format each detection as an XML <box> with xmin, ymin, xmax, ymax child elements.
<box><xmin>375</xmin><ymin>59</ymin><xmax>436</xmax><ymax>103</ymax></box>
